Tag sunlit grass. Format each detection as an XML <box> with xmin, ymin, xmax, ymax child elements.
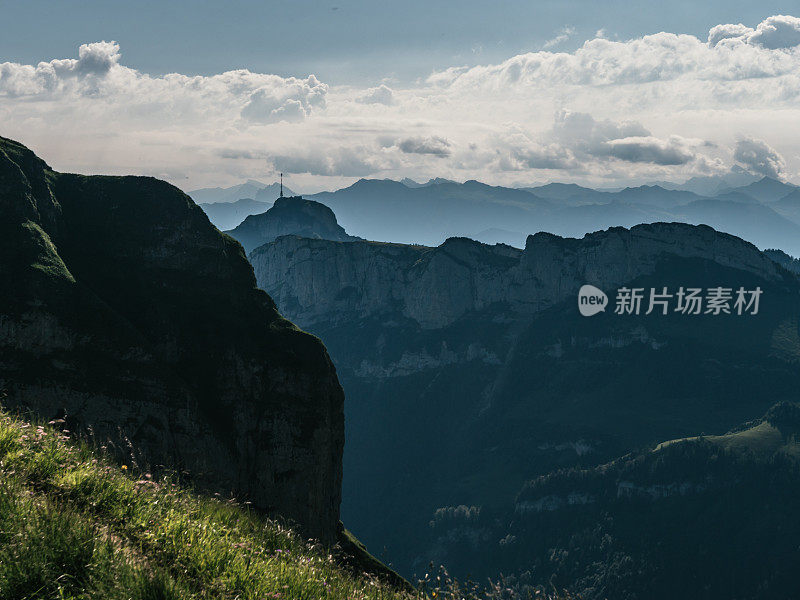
<box><xmin>0</xmin><ymin>411</ymin><xmax>565</xmax><ymax>600</ymax></box>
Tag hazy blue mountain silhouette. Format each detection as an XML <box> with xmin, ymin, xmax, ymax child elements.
<box><xmin>400</xmin><ymin>177</ymin><xmax>457</xmax><ymax>188</ymax></box>
<box><xmin>199</xmin><ymin>197</ymin><xmax>272</xmax><ymax>230</ymax></box>
<box><xmin>722</xmin><ymin>176</ymin><xmax>797</xmax><ymax>203</ymax></box>
<box><xmin>308</xmin><ymin>178</ymin><xmax>553</xmax><ymax>245</ymax></box>
<box><xmin>304</xmin><ymin>177</ymin><xmax>800</xmax><ymax>255</ymax></box>
<box><xmin>520</xmin><ymin>182</ymin><xmax>598</xmax><ymax>203</ymax></box>
<box><xmin>189</xmin><ymin>180</ymin><xmax>295</xmax><ymax>204</ymax></box>
<box><xmin>772</xmin><ymin>188</ymin><xmax>800</xmax><ymax>224</ymax></box>
<box><xmin>650</xmin><ymin>167</ymin><xmax>759</xmax><ymax>196</ymax></box>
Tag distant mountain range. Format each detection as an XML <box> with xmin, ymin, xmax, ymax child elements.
<box><xmin>194</xmin><ymin>174</ymin><xmax>800</xmax><ymax>255</ymax></box>
<box><xmin>189</xmin><ymin>180</ymin><xmax>295</xmax><ymax>204</ymax></box>
<box><xmin>302</xmin><ymin>176</ymin><xmax>799</xmax><ymax>254</ymax></box>
<box><xmin>198</xmin><ymin>198</ymin><xmax>272</xmax><ymax>231</ymax></box>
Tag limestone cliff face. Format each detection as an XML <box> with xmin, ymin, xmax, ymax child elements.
<box><xmin>0</xmin><ymin>136</ymin><xmax>344</xmax><ymax>544</ymax></box>
<box><xmin>248</xmin><ymin>209</ymin><xmax>800</xmax><ymax>581</ymax></box>
<box><xmin>250</xmin><ymin>223</ymin><xmax>783</xmax><ymax>329</ymax></box>
<box><xmin>226</xmin><ymin>196</ymin><xmax>359</xmax><ymax>254</ymax></box>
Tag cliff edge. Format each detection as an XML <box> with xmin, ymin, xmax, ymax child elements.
<box><xmin>0</xmin><ymin>135</ymin><xmax>344</xmax><ymax>544</ymax></box>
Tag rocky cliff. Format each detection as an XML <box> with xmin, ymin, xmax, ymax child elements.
<box><xmin>0</xmin><ymin>136</ymin><xmax>344</xmax><ymax>544</ymax></box>
<box><xmin>249</xmin><ymin>217</ymin><xmax>800</xmax><ymax>580</ymax></box>
<box><xmin>251</xmin><ymin>223</ymin><xmax>783</xmax><ymax>329</ymax></box>
<box><xmin>227</xmin><ymin>196</ymin><xmax>359</xmax><ymax>254</ymax></box>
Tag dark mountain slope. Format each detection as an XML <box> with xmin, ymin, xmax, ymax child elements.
<box><xmin>428</xmin><ymin>402</ymin><xmax>800</xmax><ymax>599</ymax></box>
<box><xmin>227</xmin><ymin>196</ymin><xmax>359</xmax><ymax>254</ymax></box>
<box><xmin>0</xmin><ymin>135</ymin><xmax>344</xmax><ymax>543</ymax></box>
<box><xmin>251</xmin><ymin>220</ymin><xmax>800</xmax><ymax>579</ymax></box>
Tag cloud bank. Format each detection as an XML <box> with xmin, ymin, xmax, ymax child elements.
<box><xmin>1</xmin><ymin>15</ymin><xmax>799</xmax><ymax>190</ymax></box>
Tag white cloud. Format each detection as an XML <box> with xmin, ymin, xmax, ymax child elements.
<box><xmin>270</xmin><ymin>147</ymin><xmax>380</xmax><ymax>177</ymax></box>
<box><xmin>492</xmin><ymin>112</ymin><xmax>697</xmax><ymax>172</ymax></box>
<box><xmin>707</xmin><ymin>23</ymin><xmax>754</xmax><ymax>47</ymax></box>
<box><xmin>734</xmin><ymin>137</ymin><xmax>787</xmax><ymax>179</ymax></box>
<box><xmin>603</xmin><ymin>136</ymin><xmax>695</xmax><ymax>165</ymax></box>
<box><xmin>397</xmin><ymin>136</ymin><xmax>451</xmax><ymax>157</ymax></box>
<box><xmin>1</xmin><ymin>15</ymin><xmax>800</xmax><ymax>190</ymax></box>
<box><xmin>542</xmin><ymin>26</ymin><xmax>576</xmax><ymax>49</ymax></box>
<box><xmin>241</xmin><ymin>76</ymin><xmax>327</xmax><ymax>123</ymax></box>
<box><xmin>708</xmin><ymin>16</ymin><xmax>800</xmax><ymax>50</ymax></box>
<box><xmin>745</xmin><ymin>15</ymin><xmax>800</xmax><ymax>49</ymax></box>
<box><xmin>356</xmin><ymin>84</ymin><xmax>395</xmax><ymax>105</ymax></box>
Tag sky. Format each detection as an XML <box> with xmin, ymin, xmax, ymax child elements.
<box><xmin>1</xmin><ymin>2</ymin><xmax>799</xmax><ymax>192</ymax></box>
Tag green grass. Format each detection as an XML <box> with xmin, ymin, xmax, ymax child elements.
<box><xmin>0</xmin><ymin>411</ymin><xmax>564</xmax><ymax>600</ymax></box>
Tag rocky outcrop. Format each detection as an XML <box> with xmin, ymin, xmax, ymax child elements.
<box><xmin>226</xmin><ymin>196</ymin><xmax>359</xmax><ymax>253</ymax></box>
<box><xmin>251</xmin><ymin>223</ymin><xmax>783</xmax><ymax>329</ymax></box>
<box><xmin>0</xmin><ymin>136</ymin><xmax>344</xmax><ymax>544</ymax></box>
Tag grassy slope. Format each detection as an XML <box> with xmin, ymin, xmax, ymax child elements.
<box><xmin>0</xmin><ymin>408</ymin><xmax>566</xmax><ymax>600</ymax></box>
<box><xmin>0</xmin><ymin>408</ymin><xmax>393</xmax><ymax>600</ymax></box>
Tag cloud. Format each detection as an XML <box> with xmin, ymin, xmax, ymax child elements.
<box><xmin>1</xmin><ymin>16</ymin><xmax>800</xmax><ymax>190</ymax></box>
<box><xmin>542</xmin><ymin>26</ymin><xmax>576</xmax><ymax>49</ymax></box>
<box><xmin>356</xmin><ymin>84</ymin><xmax>395</xmax><ymax>105</ymax></box>
<box><xmin>603</xmin><ymin>136</ymin><xmax>695</xmax><ymax>165</ymax></box>
<box><xmin>552</xmin><ymin>111</ymin><xmax>649</xmax><ymax>150</ymax></box>
<box><xmin>489</xmin><ymin>112</ymin><xmax>698</xmax><ymax>173</ymax></box>
<box><xmin>428</xmin><ymin>15</ymin><xmax>800</xmax><ymax>90</ymax></box>
<box><xmin>707</xmin><ymin>23</ymin><xmax>754</xmax><ymax>47</ymax></box>
<box><xmin>709</xmin><ymin>15</ymin><xmax>800</xmax><ymax>49</ymax></box>
<box><xmin>734</xmin><ymin>137</ymin><xmax>786</xmax><ymax>179</ymax></box>
<box><xmin>240</xmin><ymin>75</ymin><xmax>327</xmax><ymax>123</ymax></box>
<box><xmin>0</xmin><ymin>41</ymin><xmax>122</xmax><ymax>96</ymax></box>
<box><xmin>549</xmin><ymin>111</ymin><xmax>696</xmax><ymax>166</ymax></box>
<box><xmin>74</xmin><ymin>41</ymin><xmax>121</xmax><ymax>75</ymax></box>
<box><xmin>397</xmin><ymin>136</ymin><xmax>451</xmax><ymax>157</ymax></box>
<box><xmin>501</xmin><ymin>143</ymin><xmax>576</xmax><ymax>171</ymax></box>
<box><xmin>270</xmin><ymin>147</ymin><xmax>377</xmax><ymax>177</ymax></box>
<box><xmin>749</xmin><ymin>15</ymin><xmax>800</xmax><ymax>49</ymax></box>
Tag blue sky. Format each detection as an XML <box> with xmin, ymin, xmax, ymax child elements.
<box><xmin>1</xmin><ymin>3</ymin><xmax>799</xmax><ymax>191</ymax></box>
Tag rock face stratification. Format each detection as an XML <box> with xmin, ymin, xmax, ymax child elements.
<box><xmin>226</xmin><ymin>196</ymin><xmax>359</xmax><ymax>254</ymax></box>
<box><xmin>251</xmin><ymin>223</ymin><xmax>784</xmax><ymax>329</ymax></box>
<box><xmin>0</xmin><ymin>136</ymin><xmax>344</xmax><ymax>544</ymax></box>
<box><xmin>249</xmin><ymin>215</ymin><xmax>800</xmax><ymax>580</ymax></box>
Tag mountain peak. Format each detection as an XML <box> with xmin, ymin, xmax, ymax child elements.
<box><xmin>228</xmin><ymin>195</ymin><xmax>359</xmax><ymax>253</ymax></box>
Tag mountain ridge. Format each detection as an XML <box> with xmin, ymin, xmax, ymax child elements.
<box><xmin>248</xmin><ymin>206</ymin><xmax>800</xmax><ymax>582</ymax></box>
